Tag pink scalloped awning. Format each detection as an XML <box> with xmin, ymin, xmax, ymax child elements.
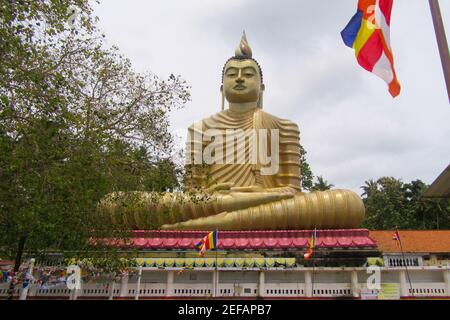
<box><xmin>113</xmin><ymin>229</ymin><xmax>377</xmax><ymax>250</ymax></box>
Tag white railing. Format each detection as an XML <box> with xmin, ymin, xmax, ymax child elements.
<box><xmin>172</xmin><ymin>284</ymin><xmax>213</xmax><ymax>297</ymax></box>
<box><xmin>127</xmin><ymin>283</ymin><xmax>167</xmax><ymax>297</ymax></box>
<box><xmin>312</xmin><ymin>283</ymin><xmax>353</xmax><ymax>297</ymax></box>
<box><xmin>34</xmin><ymin>285</ymin><xmax>72</xmax><ymax>298</ymax></box>
<box><xmin>264</xmin><ymin>283</ymin><xmax>306</xmax><ymax>297</ymax></box>
<box><xmin>409</xmin><ymin>283</ymin><xmax>447</xmax><ymax>297</ymax></box>
<box><xmin>0</xmin><ymin>283</ymin><xmax>16</xmax><ymax>297</ymax></box>
<box><xmin>79</xmin><ymin>283</ymin><xmax>113</xmax><ymax>298</ymax></box>
<box><xmin>218</xmin><ymin>283</ymin><xmax>258</xmax><ymax>297</ymax></box>
<box><xmin>32</xmin><ymin>283</ymin><xmax>112</xmax><ymax>298</ymax></box>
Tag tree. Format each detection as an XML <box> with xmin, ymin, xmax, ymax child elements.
<box><xmin>299</xmin><ymin>144</ymin><xmax>314</xmax><ymax>191</ymax></box>
<box><xmin>361</xmin><ymin>179</ymin><xmax>378</xmax><ymax>197</ymax></box>
<box><xmin>361</xmin><ymin>177</ymin><xmax>450</xmax><ymax>230</ymax></box>
<box><xmin>361</xmin><ymin>177</ymin><xmax>406</xmax><ymax>229</ymax></box>
<box><xmin>311</xmin><ymin>175</ymin><xmax>334</xmax><ymax>191</ymax></box>
<box><xmin>0</xmin><ymin>0</ymin><xmax>190</xmax><ymax>294</ymax></box>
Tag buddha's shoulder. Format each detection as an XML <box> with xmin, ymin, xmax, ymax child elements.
<box><xmin>188</xmin><ymin>111</ymin><xmax>237</xmax><ymax>129</ymax></box>
<box><xmin>187</xmin><ymin>110</ymin><xmax>299</xmax><ymax>131</ymax></box>
<box><xmin>259</xmin><ymin>110</ymin><xmax>300</xmax><ymax>131</ymax></box>
<box><xmin>187</xmin><ymin>111</ymin><xmax>224</xmax><ymax>131</ymax></box>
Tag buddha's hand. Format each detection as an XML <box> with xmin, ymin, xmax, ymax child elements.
<box><xmin>206</xmin><ymin>183</ymin><xmax>294</xmax><ymax>211</ymax></box>
<box><xmin>207</xmin><ymin>182</ymin><xmax>235</xmax><ymax>193</ymax></box>
<box><xmin>206</xmin><ymin>184</ymin><xmax>293</xmax><ymax>212</ymax></box>
<box><xmin>230</xmin><ymin>185</ymin><xmax>265</xmax><ymax>192</ymax></box>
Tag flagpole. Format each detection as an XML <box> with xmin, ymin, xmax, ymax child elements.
<box><xmin>311</xmin><ymin>255</ymin><xmax>316</xmax><ymax>298</ymax></box>
<box><xmin>396</xmin><ymin>229</ymin><xmax>414</xmax><ymax>297</ymax></box>
<box><xmin>429</xmin><ymin>0</ymin><xmax>450</xmax><ymax>103</ymax></box>
<box><xmin>215</xmin><ymin>229</ymin><xmax>218</xmax><ymax>299</ymax></box>
<box><xmin>311</xmin><ymin>228</ymin><xmax>316</xmax><ymax>298</ymax></box>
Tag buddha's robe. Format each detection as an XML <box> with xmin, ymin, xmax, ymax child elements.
<box><xmin>165</xmin><ymin>107</ymin><xmax>366</xmax><ymax>230</ymax></box>
<box><xmin>186</xmin><ymin>108</ymin><xmax>301</xmax><ymax>190</ymax></box>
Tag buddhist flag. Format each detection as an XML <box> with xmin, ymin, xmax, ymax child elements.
<box><xmin>304</xmin><ymin>229</ymin><xmax>317</xmax><ymax>260</ymax></box>
<box><xmin>392</xmin><ymin>230</ymin><xmax>401</xmax><ymax>247</ymax></box>
<box><xmin>341</xmin><ymin>0</ymin><xmax>401</xmax><ymax>97</ymax></box>
<box><xmin>195</xmin><ymin>230</ymin><xmax>218</xmax><ymax>257</ymax></box>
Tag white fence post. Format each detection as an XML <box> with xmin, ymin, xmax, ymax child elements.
<box><xmin>19</xmin><ymin>258</ymin><xmax>35</xmax><ymax>300</ymax></box>
<box><xmin>135</xmin><ymin>266</ymin><xmax>142</xmax><ymax>300</ymax></box>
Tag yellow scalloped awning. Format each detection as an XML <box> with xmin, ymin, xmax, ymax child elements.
<box><xmin>175</xmin><ymin>259</ymin><xmax>185</xmax><ymax>267</ymax></box>
<box><xmin>185</xmin><ymin>258</ymin><xmax>194</xmax><ymax>267</ymax></box>
<box><xmin>135</xmin><ymin>258</ymin><xmax>145</xmax><ymax>266</ymax></box>
<box><xmin>145</xmin><ymin>258</ymin><xmax>155</xmax><ymax>267</ymax></box>
<box><xmin>165</xmin><ymin>258</ymin><xmax>175</xmax><ymax>267</ymax></box>
<box><xmin>244</xmin><ymin>258</ymin><xmax>255</xmax><ymax>267</ymax></box>
<box><xmin>265</xmin><ymin>258</ymin><xmax>275</xmax><ymax>267</ymax></box>
<box><xmin>254</xmin><ymin>258</ymin><xmax>265</xmax><ymax>267</ymax></box>
<box><xmin>194</xmin><ymin>258</ymin><xmax>205</xmax><ymax>267</ymax></box>
<box><xmin>216</xmin><ymin>258</ymin><xmax>225</xmax><ymax>267</ymax></box>
<box><xmin>155</xmin><ymin>259</ymin><xmax>165</xmax><ymax>267</ymax></box>
<box><xmin>235</xmin><ymin>258</ymin><xmax>245</xmax><ymax>267</ymax></box>
<box><xmin>286</xmin><ymin>258</ymin><xmax>296</xmax><ymax>267</ymax></box>
<box><xmin>205</xmin><ymin>258</ymin><xmax>215</xmax><ymax>267</ymax></box>
<box><xmin>224</xmin><ymin>258</ymin><xmax>235</xmax><ymax>267</ymax></box>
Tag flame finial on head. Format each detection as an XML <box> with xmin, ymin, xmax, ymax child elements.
<box><xmin>235</xmin><ymin>31</ymin><xmax>252</xmax><ymax>58</ymax></box>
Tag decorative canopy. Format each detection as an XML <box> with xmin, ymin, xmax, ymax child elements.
<box><xmin>121</xmin><ymin>229</ymin><xmax>377</xmax><ymax>250</ymax></box>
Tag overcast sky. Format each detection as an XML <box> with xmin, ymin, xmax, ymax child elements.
<box><xmin>93</xmin><ymin>0</ymin><xmax>450</xmax><ymax>194</ymax></box>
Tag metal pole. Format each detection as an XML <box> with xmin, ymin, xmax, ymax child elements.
<box><xmin>397</xmin><ymin>230</ymin><xmax>414</xmax><ymax>297</ymax></box>
<box><xmin>19</xmin><ymin>258</ymin><xmax>35</xmax><ymax>300</ymax></box>
<box><xmin>311</xmin><ymin>258</ymin><xmax>316</xmax><ymax>298</ymax></box>
<box><xmin>215</xmin><ymin>249</ymin><xmax>218</xmax><ymax>298</ymax></box>
<box><xmin>215</xmin><ymin>229</ymin><xmax>218</xmax><ymax>299</ymax></box>
<box><xmin>311</xmin><ymin>229</ymin><xmax>316</xmax><ymax>298</ymax></box>
<box><xmin>429</xmin><ymin>0</ymin><xmax>450</xmax><ymax>103</ymax></box>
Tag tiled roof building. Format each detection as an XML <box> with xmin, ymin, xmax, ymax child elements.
<box><xmin>370</xmin><ymin>230</ymin><xmax>450</xmax><ymax>253</ymax></box>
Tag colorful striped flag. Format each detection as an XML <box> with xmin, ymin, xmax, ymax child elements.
<box><xmin>304</xmin><ymin>229</ymin><xmax>317</xmax><ymax>260</ymax></box>
<box><xmin>341</xmin><ymin>0</ymin><xmax>401</xmax><ymax>97</ymax></box>
<box><xmin>195</xmin><ymin>230</ymin><xmax>218</xmax><ymax>257</ymax></box>
<box><xmin>392</xmin><ymin>230</ymin><xmax>401</xmax><ymax>247</ymax></box>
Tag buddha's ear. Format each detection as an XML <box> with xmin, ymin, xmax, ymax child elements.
<box><xmin>258</xmin><ymin>84</ymin><xmax>265</xmax><ymax>109</ymax></box>
<box><xmin>220</xmin><ymin>85</ymin><xmax>224</xmax><ymax>111</ymax></box>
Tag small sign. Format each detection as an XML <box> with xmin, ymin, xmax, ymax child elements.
<box><xmin>378</xmin><ymin>283</ymin><xmax>400</xmax><ymax>300</ymax></box>
<box><xmin>360</xmin><ymin>289</ymin><xmax>379</xmax><ymax>300</ymax></box>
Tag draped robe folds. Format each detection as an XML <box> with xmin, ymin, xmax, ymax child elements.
<box><xmin>186</xmin><ymin>108</ymin><xmax>302</xmax><ymax>190</ymax></box>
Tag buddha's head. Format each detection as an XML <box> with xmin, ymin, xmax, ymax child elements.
<box><xmin>221</xmin><ymin>32</ymin><xmax>265</xmax><ymax>109</ymax></box>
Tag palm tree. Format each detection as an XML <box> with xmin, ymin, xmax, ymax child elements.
<box><xmin>311</xmin><ymin>176</ymin><xmax>334</xmax><ymax>191</ymax></box>
<box><xmin>361</xmin><ymin>179</ymin><xmax>378</xmax><ymax>197</ymax></box>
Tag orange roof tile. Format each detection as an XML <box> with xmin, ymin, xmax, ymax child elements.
<box><xmin>369</xmin><ymin>230</ymin><xmax>450</xmax><ymax>253</ymax></box>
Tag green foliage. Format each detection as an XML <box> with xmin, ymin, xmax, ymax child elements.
<box><xmin>311</xmin><ymin>175</ymin><xmax>334</xmax><ymax>191</ymax></box>
<box><xmin>299</xmin><ymin>144</ymin><xmax>314</xmax><ymax>191</ymax></box>
<box><xmin>0</xmin><ymin>0</ymin><xmax>190</xmax><ymax>264</ymax></box>
<box><xmin>361</xmin><ymin>177</ymin><xmax>450</xmax><ymax>230</ymax></box>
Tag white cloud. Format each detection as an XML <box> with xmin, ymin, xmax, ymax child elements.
<box><xmin>93</xmin><ymin>0</ymin><xmax>450</xmax><ymax>193</ymax></box>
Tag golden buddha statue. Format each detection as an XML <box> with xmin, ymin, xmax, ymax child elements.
<box><xmin>100</xmin><ymin>32</ymin><xmax>365</xmax><ymax>230</ymax></box>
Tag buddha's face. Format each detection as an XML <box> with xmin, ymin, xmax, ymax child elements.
<box><xmin>223</xmin><ymin>59</ymin><xmax>262</xmax><ymax>104</ymax></box>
